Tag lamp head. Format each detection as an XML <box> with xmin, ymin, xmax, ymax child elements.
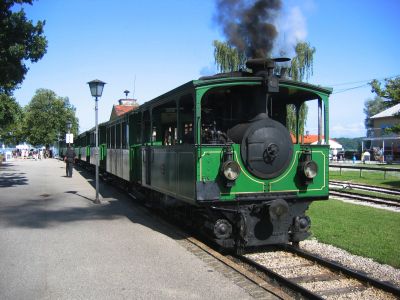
<box><xmin>88</xmin><ymin>79</ymin><xmax>106</xmax><ymax>98</ymax></box>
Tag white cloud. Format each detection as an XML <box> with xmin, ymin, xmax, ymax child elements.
<box><xmin>285</xmin><ymin>6</ymin><xmax>308</xmax><ymax>45</ymax></box>
<box><xmin>275</xmin><ymin>5</ymin><xmax>308</xmax><ymax>55</ymax></box>
<box><xmin>330</xmin><ymin>122</ymin><xmax>365</xmax><ymax>138</ymax></box>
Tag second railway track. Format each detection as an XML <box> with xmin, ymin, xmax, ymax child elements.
<box><xmin>329</xmin><ymin>180</ymin><xmax>400</xmax><ymax>209</ymax></box>
<box><xmin>330</xmin><ymin>180</ymin><xmax>400</xmax><ymax>196</ymax></box>
<box><xmin>329</xmin><ymin>190</ymin><xmax>400</xmax><ymax>208</ymax></box>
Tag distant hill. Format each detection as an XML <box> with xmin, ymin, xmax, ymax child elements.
<box><xmin>332</xmin><ymin>137</ymin><xmax>363</xmax><ymax>151</ymax></box>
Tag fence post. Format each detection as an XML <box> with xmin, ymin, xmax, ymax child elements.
<box><xmin>384</xmin><ymin>170</ymin><xmax>387</xmax><ymax>180</ymax></box>
<box><xmin>359</xmin><ymin>168</ymin><xmax>362</xmax><ymax>178</ymax></box>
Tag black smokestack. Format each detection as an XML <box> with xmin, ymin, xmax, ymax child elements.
<box><xmin>215</xmin><ymin>0</ymin><xmax>281</xmax><ymax>58</ymax></box>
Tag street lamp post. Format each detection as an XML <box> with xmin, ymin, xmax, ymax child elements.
<box><xmin>88</xmin><ymin>79</ymin><xmax>106</xmax><ymax>204</ymax></box>
<box><xmin>66</xmin><ymin>121</ymin><xmax>72</xmax><ymax>147</ymax></box>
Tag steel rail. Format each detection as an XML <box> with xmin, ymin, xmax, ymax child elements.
<box><xmin>281</xmin><ymin>244</ymin><xmax>400</xmax><ymax>297</ymax></box>
<box><xmin>330</xmin><ymin>180</ymin><xmax>400</xmax><ymax>196</ymax></box>
<box><xmin>329</xmin><ymin>190</ymin><xmax>400</xmax><ymax>208</ymax></box>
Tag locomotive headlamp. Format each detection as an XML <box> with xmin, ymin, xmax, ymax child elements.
<box><xmin>298</xmin><ymin>149</ymin><xmax>318</xmax><ymax>185</ymax></box>
<box><xmin>303</xmin><ymin>160</ymin><xmax>318</xmax><ymax>179</ymax></box>
<box><xmin>222</xmin><ymin>160</ymin><xmax>241</xmax><ymax>181</ymax></box>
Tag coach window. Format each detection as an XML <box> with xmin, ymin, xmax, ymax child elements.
<box><xmin>110</xmin><ymin>125</ymin><xmax>116</xmax><ymax>148</ymax></box>
<box><xmin>201</xmin><ymin>86</ymin><xmax>263</xmax><ymax>144</ymax></box>
<box><xmin>121</xmin><ymin>121</ymin><xmax>127</xmax><ymax>149</ymax></box>
<box><xmin>152</xmin><ymin>99</ymin><xmax>177</xmax><ymax>146</ymax></box>
<box><xmin>142</xmin><ymin>110</ymin><xmax>151</xmax><ymax>144</ymax></box>
<box><xmin>299</xmin><ymin>98</ymin><xmax>325</xmax><ymax>145</ymax></box>
<box><xmin>100</xmin><ymin>126</ymin><xmax>106</xmax><ymax>145</ymax></box>
<box><xmin>178</xmin><ymin>94</ymin><xmax>194</xmax><ymax>144</ymax></box>
<box><xmin>90</xmin><ymin>131</ymin><xmax>95</xmax><ymax>147</ymax></box>
<box><xmin>116</xmin><ymin>123</ymin><xmax>121</xmax><ymax>149</ymax></box>
<box><xmin>107</xmin><ymin>127</ymin><xmax>111</xmax><ymax>148</ymax></box>
<box><xmin>131</xmin><ymin>112</ymin><xmax>141</xmax><ymax>145</ymax></box>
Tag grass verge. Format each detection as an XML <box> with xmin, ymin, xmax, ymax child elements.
<box><xmin>308</xmin><ymin>199</ymin><xmax>400</xmax><ymax>268</ymax></box>
<box><xmin>330</xmin><ymin>170</ymin><xmax>400</xmax><ymax>189</ymax></box>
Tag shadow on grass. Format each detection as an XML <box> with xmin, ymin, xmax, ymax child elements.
<box><xmin>381</xmin><ymin>180</ymin><xmax>400</xmax><ymax>189</ymax></box>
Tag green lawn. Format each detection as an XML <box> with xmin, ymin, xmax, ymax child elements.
<box><xmin>308</xmin><ymin>199</ymin><xmax>400</xmax><ymax>268</ymax></box>
<box><xmin>330</xmin><ymin>169</ymin><xmax>400</xmax><ymax>189</ymax></box>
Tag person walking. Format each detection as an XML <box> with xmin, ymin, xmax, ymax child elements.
<box><xmin>64</xmin><ymin>145</ymin><xmax>77</xmax><ymax>177</ymax></box>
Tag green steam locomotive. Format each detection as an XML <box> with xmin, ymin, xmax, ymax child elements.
<box><xmin>64</xmin><ymin>58</ymin><xmax>332</xmax><ymax>250</ymax></box>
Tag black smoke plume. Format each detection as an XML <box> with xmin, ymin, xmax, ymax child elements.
<box><xmin>215</xmin><ymin>0</ymin><xmax>281</xmax><ymax>58</ymax></box>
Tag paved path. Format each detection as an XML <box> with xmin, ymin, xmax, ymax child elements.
<box><xmin>0</xmin><ymin>159</ymin><xmax>257</xmax><ymax>299</ymax></box>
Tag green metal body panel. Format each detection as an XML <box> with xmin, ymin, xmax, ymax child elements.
<box><xmin>100</xmin><ymin>144</ymin><xmax>107</xmax><ymax>170</ymax></box>
<box><xmin>86</xmin><ymin>146</ymin><xmax>90</xmax><ymax>163</ymax></box>
<box><xmin>192</xmin><ymin>79</ymin><xmax>331</xmax><ymax>202</ymax></box>
<box><xmin>130</xmin><ymin>144</ymin><xmax>142</xmax><ymax>182</ymax></box>
<box><xmin>197</xmin><ymin>144</ymin><xmax>329</xmax><ymax>201</ymax></box>
<box><xmin>143</xmin><ymin>145</ymin><xmax>196</xmax><ymax>203</ymax></box>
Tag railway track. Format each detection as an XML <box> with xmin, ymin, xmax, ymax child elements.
<box><xmin>330</xmin><ymin>180</ymin><xmax>400</xmax><ymax>196</ymax></box>
<box><xmin>329</xmin><ymin>181</ymin><xmax>400</xmax><ymax>209</ymax></box>
<box><xmin>243</xmin><ymin>245</ymin><xmax>400</xmax><ymax>299</ymax></box>
<box><xmin>185</xmin><ymin>237</ymin><xmax>400</xmax><ymax>299</ymax></box>
<box><xmin>329</xmin><ymin>190</ymin><xmax>400</xmax><ymax>208</ymax></box>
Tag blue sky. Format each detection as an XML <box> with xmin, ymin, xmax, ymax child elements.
<box><xmin>12</xmin><ymin>0</ymin><xmax>400</xmax><ymax>138</ymax></box>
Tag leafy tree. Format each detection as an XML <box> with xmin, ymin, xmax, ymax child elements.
<box><xmin>363</xmin><ymin>96</ymin><xmax>386</xmax><ymax>133</ymax></box>
<box><xmin>334</xmin><ymin>137</ymin><xmax>363</xmax><ymax>152</ymax></box>
<box><xmin>0</xmin><ymin>0</ymin><xmax>47</xmax><ymax>94</ymax></box>
<box><xmin>0</xmin><ymin>93</ymin><xmax>24</xmax><ymax>145</ymax></box>
<box><xmin>0</xmin><ymin>94</ymin><xmax>22</xmax><ymax>130</ymax></box>
<box><xmin>23</xmin><ymin>89</ymin><xmax>79</xmax><ymax>146</ymax></box>
<box><xmin>369</xmin><ymin>77</ymin><xmax>400</xmax><ymax>133</ymax></box>
<box><xmin>370</xmin><ymin>77</ymin><xmax>400</xmax><ymax>106</ymax></box>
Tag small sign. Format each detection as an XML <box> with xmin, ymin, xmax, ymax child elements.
<box><xmin>66</xmin><ymin>133</ymin><xmax>74</xmax><ymax>144</ymax></box>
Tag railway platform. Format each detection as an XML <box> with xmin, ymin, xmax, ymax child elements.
<box><xmin>0</xmin><ymin>159</ymin><xmax>273</xmax><ymax>299</ymax></box>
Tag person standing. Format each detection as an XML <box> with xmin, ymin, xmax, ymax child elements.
<box><xmin>64</xmin><ymin>145</ymin><xmax>77</xmax><ymax>177</ymax></box>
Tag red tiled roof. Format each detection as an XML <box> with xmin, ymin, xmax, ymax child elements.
<box><xmin>290</xmin><ymin>133</ymin><xmax>326</xmax><ymax>144</ymax></box>
<box><xmin>109</xmin><ymin>104</ymin><xmax>138</xmax><ymax>120</ymax></box>
<box><xmin>114</xmin><ymin>105</ymin><xmax>136</xmax><ymax>116</ymax></box>
<box><xmin>302</xmin><ymin>134</ymin><xmax>319</xmax><ymax>144</ymax></box>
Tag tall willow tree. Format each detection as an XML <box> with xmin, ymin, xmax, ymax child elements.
<box><xmin>213</xmin><ymin>40</ymin><xmax>246</xmax><ymax>73</ymax></box>
<box><xmin>213</xmin><ymin>40</ymin><xmax>315</xmax><ymax>136</ymax></box>
<box><xmin>286</xmin><ymin>42</ymin><xmax>315</xmax><ymax>136</ymax></box>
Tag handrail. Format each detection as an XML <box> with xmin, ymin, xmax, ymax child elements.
<box><xmin>329</xmin><ymin>164</ymin><xmax>399</xmax><ymax>179</ymax></box>
<box><xmin>329</xmin><ymin>164</ymin><xmax>399</xmax><ymax>172</ymax></box>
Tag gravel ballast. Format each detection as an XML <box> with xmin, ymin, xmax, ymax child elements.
<box><xmin>300</xmin><ymin>239</ymin><xmax>400</xmax><ymax>286</ymax></box>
